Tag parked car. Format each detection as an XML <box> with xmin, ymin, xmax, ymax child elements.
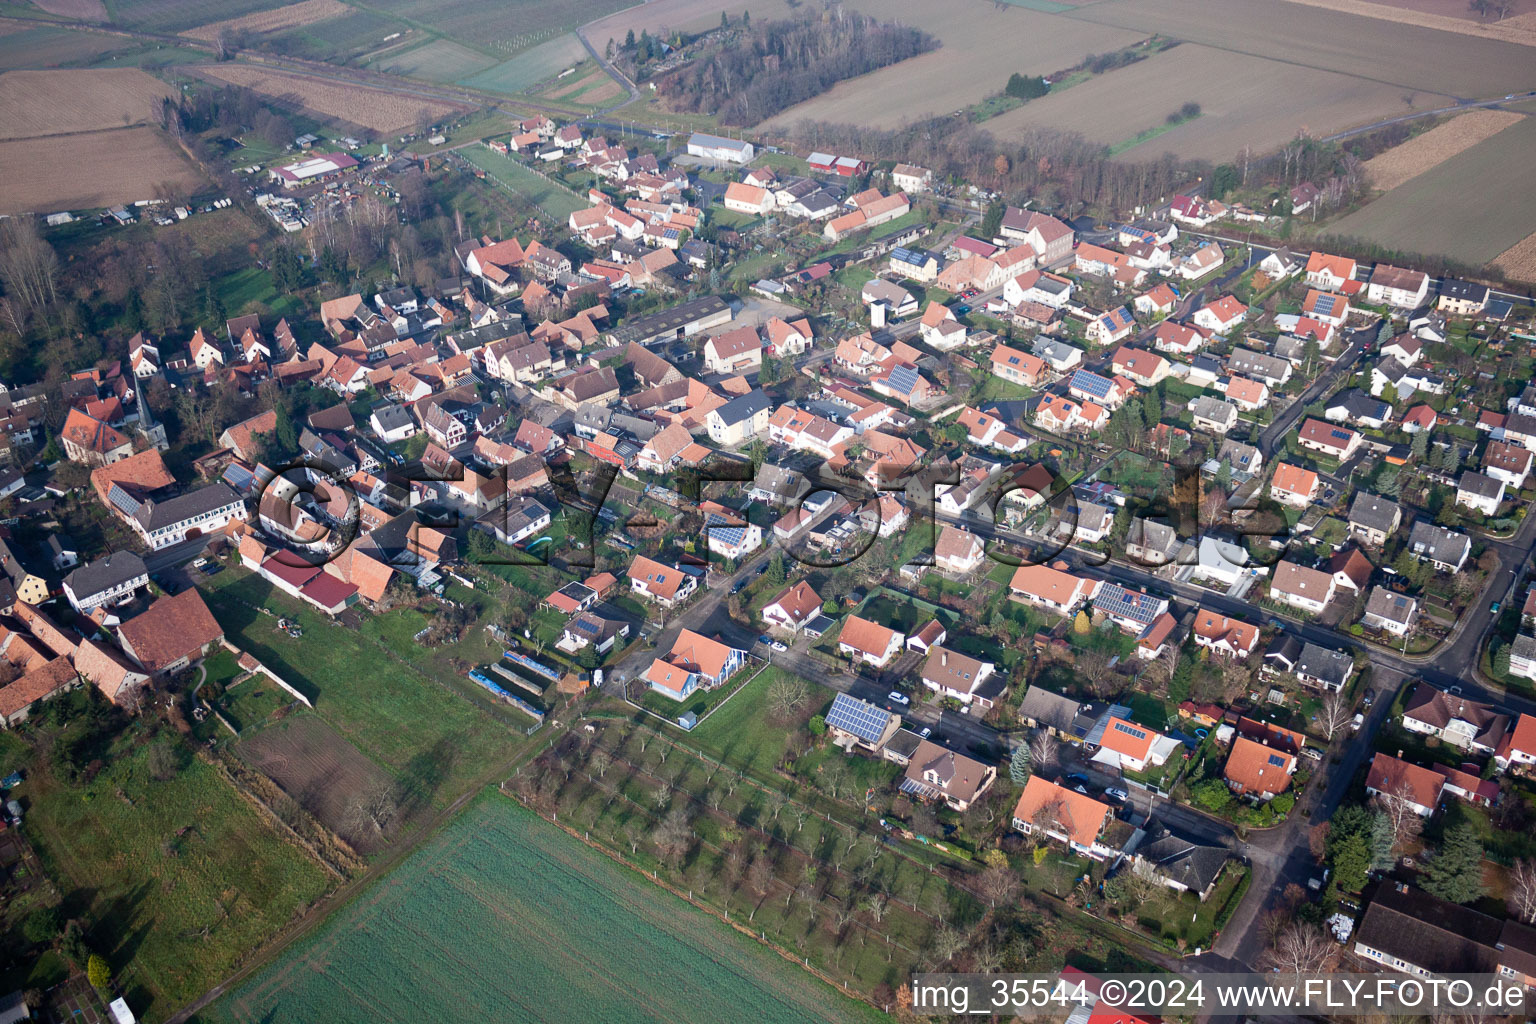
<box><xmin>1351</xmin><ymin>713</ymin><xmax>1365</xmax><ymax>733</ymax></box>
<box><xmin>1304</xmin><ymin>747</ymin><xmax>1323</xmax><ymax>761</ymax></box>
<box><xmin>770</xmin><ymin>641</ymin><xmax>787</xmax><ymax>652</ymax></box>
<box><xmin>1362</xmin><ymin>688</ymin><xmax>1375</xmax><ymax>707</ymax></box>
<box><xmin>887</xmin><ymin>691</ymin><xmax>910</xmax><ymax>706</ymax></box>
<box><xmin>1104</xmin><ymin>786</ymin><xmax>1129</xmax><ymax>802</ymax></box>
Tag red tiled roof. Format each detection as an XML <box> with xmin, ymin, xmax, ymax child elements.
<box><xmin>117</xmin><ymin>589</ymin><xmax>224</xmax><ymax>672</ymax></box>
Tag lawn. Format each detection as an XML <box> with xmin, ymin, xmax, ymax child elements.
<box><xmin>686</xmin><ymin>665</ymin><xmax>820</xmax><ymax>779</ymax></box>
<box><xmin>459</xmin><ymin>145</ymin><xmax>587</xmax><ymax>223</ymax></box>
<box><xmin>204</xmin><ymin>793</ymin><xmax>884</xmax><ymax>1024</ymax></box>
<box><xmin>22</xmin><ymin>735</ymin><xmax>331</xmax><ymax>1021</ymax></box>
<box><xmin>197</xmin><ymin>569</ymin><xmax>526</xmax><ymax>806</ymax></box>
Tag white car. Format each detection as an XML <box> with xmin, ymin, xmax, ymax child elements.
<box><xmin>919</xmin><ymin>726</ymin><xmax>932</xmax><ymax>739</ymax></box>
<box><xmin>1104</xmin><ymin>786</ymin><xmax>1129</xmax><ymax>802</ymax></box>
<box><xmin>770</xmin><ymin>641</ymin><xmax>787</xmax><ymax>652</ymax></box>
<box><xmin>887</xmin><ymin>691</ymin><xmax>910</xmax><ymax>706</ymax></box>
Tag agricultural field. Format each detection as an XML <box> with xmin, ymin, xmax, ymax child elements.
<box><xmin>190</xmin><ymin>62</ymin><xmax>465</xmax><ymax>133</ymax></box>
<box><xmin>0</xmin><ymin>68</ymin><xmax>175</xmax><ymax>140</ymax></box>
<box><xmin>1328</xmin><ymin>112</ymin><xmax>1536</xmax><ymax>265</ymax></box>
<box><xmin>0</xmin><ymin>125</ymin><xmax>205</xmax><ymax>214</ymax></box>
<box><xmin>540</xmin><ymin>64</ymin><xmax>623</xmax><ymax>105</ymax></box>
<box><xmin>359</xmin><ymin>0</ymin><xmax>629</xmax><ymax>58</ymax></box>
<box><xmin>1494</xmin><ymin>230</ymin><xmax>1536</xmax><ymax>281</ymax></box>
<box><xmin>367</xmin><ymin>36</ymin><xmax>495</xmax><ymax>83</ymax></box>
<box><xmin>197</xmin><ymin>569</ymin><xmax>529</xmax><ymax>809</ymax></box>
<box><xmin>236</xmin><ymin>714</ymin><xmax>400</xmax><ymax>853</ymax></box>
<box><xmin>0</xmin><ymin>24</ymin><xmax>135</xmax><ymax>70</ymax></box>
<box><xmin>180</xmin><ymin>0</ymin><xmax>348</xmax><ymax>41</ymax></box>
<box><xmin>109</xmin><ymin>0</ymin><xmax>295</xmax><ymax>33</ymax></box>
<box><xmin>455</xmin><ymin>32</ymin><xmax>589</xmax><ymax>95</ymax></box>
<box><xmin>1280</xmin><ymin>0</ymin><xmax>1536</xmax><ymax>45</ymax></box>
<box><xmin>258</xmin><ymin>8</ymin><xmax>408</xmax><ymax>62</ymax></box>
<box><xmin>22</xmin><ymin>734</ymin><xmax>331</xmax><ymax>1022</ymax></box>
<box><xmin>761</xmin><ymin>0</ymin><xmax>1144</xmax><ymax>131</ymax></box>
<box><xmin>207</xmin><ymin>795</ymin><xmax>883</xmax><ymax>1024</ymax></box>
<box><xmin>582</xmin><ymin>0</ymin><xmax>801</xmax><ymax>43</ymax></box>
<box><xmin>984</xmin><ymin>43</ymin><xmax>1453</xmax><ymax>162</ymax></box>
<box><xmin>32</xmin><ymin>0</ymin><xmax>107</xmax><ymax>18</ymax></box>
<box><xmin>1363</xmin><ymin>109</ymin><xmax>1525</xmax><ymax>189</ymax></box>
<box><xmin>1062</xmin><ymin>0</ymin><xmax>1536</xmax><ymax>99</ymax></box>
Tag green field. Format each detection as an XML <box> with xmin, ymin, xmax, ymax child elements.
<box><xmin>0</xmin><ymin>25</ymin><xmax>135</xmax><ymax>70</ymax></box>
<box><xmin>459</xmin><ymin>144</ymin><xmax>587</xmax><ymax>222</ymax></box>
<box><xmin>197</xmin><ymin>570</ymin><xmax>527</xmax><ymax>805</ymax></box>
<box><xmin>368</xmin><ymin>36</ymin><xmax>495</xmax><ymax>82</ymax></box>
<box><xmin>455</xmin><ymin>32</ymin><xmax>589</xmax><ymax>95</ymax></box>
<box><xmin>205</xmin><ymin>794</ymin><xmax>883</xmax><ymax>1024</ymax></box>
<box><xmin>1329</xmin><ymin>113</ymin><xmax>1536</xmax><ymax>265</ymax></box>
<box><xmin>261</xmin><ymin>10</ymin><xmax>407</xmax><ymax>62</ymax></box>
<box><xmin>360</xmin><ymin>0</ymin><xmax>628</xmax><ymax>57</ymax></box>
<box><xmin>110</xmin><ymin>0</ymin><xmax>289</xmax><ymax>33</ymax></box>
<box><xmin>23</xmin><ymin>735</ymin><xmax>330</xmax><ymax>1021</ymax></box>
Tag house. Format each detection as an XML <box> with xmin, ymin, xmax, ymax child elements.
<box><xmin>1347</xmin><ymin>493</ymin><xmax>1402</xmax><ymax>546</ymax></box>
<box><xmin>1380</xmin><ymin>334</ymin><xmax>1422</xmax><ymax>367</ymax></box>
<box><xmin>825</xmin><ymin>692</ymin><xmax>901</xmax><ymax>753</ymax></box>
<box><xmin>889</xmin><ymin>247</ymin><xmax>939</xmax><ymax>282</ymax></box>
<box><xmin>933</xmin><ymin>525</ymin><xmax>985</xmax><ymax>574</ymax></box>
<box><xmin>1085</xmin><ymin>307</ymin><xmax>1136</xmax><ymax>346</ymax></box>
<box><xmin>1124</xmin><ymin>517</ymin><xmax>1181</xmax><ymax>566</ymax></box>
<box><xmin>1224</xmin><ymin>734</ymin><xmax>1296</xmax><ymax>799</ymax></box>
<box><xmin>62</xmin><ymin>552</ymin><xmax>148</xmax><ymax>614</ymax></box>
<box><xmin>1012</xmin><ymin>776</ymin><xmax>1116</xmax><ymax>859</ymax></box>
<box><xmin>860</xmin><ymin>279</ymin><xmax>917</xmax><ymax>320</ymax></box>
<box><xmin>901</xmin><ymin>739</ymin><xmax>996</xmax><ymax>812</ymax></box>
<box><xmin>559</xmin><ymin>612</ymin><xmax>629</xmax><ymax>656</ymax></box>
<box><xmin>1009</xmin><ymin>563</ymin><xmax>1099</xmax><ymax>616</ymax></box>
<box><xmin>1269</xmin><ymin>463</ymin><xmax>1320</xmax><ymax>508</ymax></box>
<box><xmin>1191</xmin><ymin>295</ymin><xmax>1246</xmax><ymax>334</ymax></box>
<box><xmin>1455</xmin><ymin>470</ymin><xmax>1505</xmax><ymax>515</ymax></box>
<box><xmin>1302</xmin><ymin>289</ymin><xmax>1351</xmax><ymax>328</ymax></box>
<box><xmin>1105</xmin><ymin>348</ymin><xmax>1168</xmax><ymax>389</ymax></box>
<box><xmin>722</xmin><ymin>181</ymin><xmax>773</xmax><ymax>215</ymax></box>
<box><xmin>369</xmin><ymin>403</ymin><xmax>417</xmax><ymax>443</ymax></box>
<box><xmin>1033</xmin><ymin>338</ymin><xmax>1085</xmax><ymax>372</ymax></box>
<box><xmin>1495</xmin><ymin>713</ymin><xmax>1536</xmax><ymax>769</ymax></box>
<box><xmin>1362</xmin><ymin>586</ymin><xmax>1419</xmax><ymax>637</ymax></box>
<box><xmin>1269</xmin><ymin>560</ymin><xmax>1337</xmax><ymax>614</ymax></box>
<box><xmin>1135</xmin><ymin>282</ymin><xmax>1179</xmax><ymax>317</ymax></box>
<box><xmin>1177</xmin><ymin>241</ymin><xmax>1225</xmax><ymax>280</ymax></box>
<box><xmin>702</xmin><ymin>325</ymin><xmax>763</xmax><ymax>375</ymax></box>
<box><xmin>1400</xmin><ymin>404</ymin><xmax>1438</xmax><ymax>434</ymax></box>
<box><xmin>1069</xmin><ymin>369</ymin><xmax>1131</xmax><ymax>410</ymax></box>
<box><xmin>920</xmin><ymin>646</ymin><xmax>1001</xmax><ymax>708</ymax></box>
<box><xmin>1132</xmin><ymin>828</ymin><xmax>1231</xmax><ymax>900</ymax></box>
<box><xmin>890</xmin><ymin>163</ymin><xmax>931</xmax><ymax>193</ymax></box>
<box><xmin>1226</xmin><ymin>348</ymin><xmax>1291</xmax><ymax>388</ymax></box>
<box><xmin>1365</xmin><ymin>753</ymin><xmax>1443</xmax><ymax>816</ymax></box>
<box><xmin>1353</xmin><ymin>882</ymin><xmax>1536</xmax><ymax>981</ymax></box>
<box><xmin>60</xmin><ymin>409</ymin><xmax>133</xmax><ymax>466</ymax></box>
<box><xmin>705</xmin><ymin>390</ymin><xmax>770</xmax><ymax>446</ymax></box>
<box><xmin>115</xmin><ymin>589</ymin><xmax>224</xmax><ymax>680</ymax></box>
<box><xmin>990</xmin><ymin>345</ymin><xmax>1047</xmax><ymax>387</ymax></box>
<box><xmin>126</xmin><ymin>482</ymin><xmax>248</xmax><ymax>551</ymax></box>
<box><xmin>627</xmin><ymin>555</ymin><xmax>696</xmax><ymax>607</ymax></box>
<box><xmin>1258</xmin><ymin>246</ymin><xmax>1304</xmax><ymax>279</ymax></box>
<box><xmin>1297</xmin><ymin>418</ymin><xmax>1362</xmax><ymax>461</ymax></box>
<box><xmin>1325</xmin><ymin>388</ymin><xmax>1393</xmax><ymax>430</ymax></box>
<box><xmin>1151</xmin><ymin>321</ymin><xmax>1207</xmax><ymax>356</ymax></box>
<box><xmin>1401</xmin><ymin>683</ymin><xmax>1510</xmax><ymax>754</ymax></box>
<box><xmin>837</xmin><ymin>615</ymin><xmax>903</xmax><ymax>668</ymax></box>
<box><xmin>1005</xmin><ymin>269</ymin><xmax>1074</xmax><ymax>309</ymax></box>
<box><xmin>1482</xmin><ymin>439</ymin><xmax>1532</xmax><ymax>489</ymax></box>
<box><xmin>0</xmin><ymin>658</ymin><xmax>81</xmax><ymax>727</ymax></box>
<box><xmin>1094</xmin><ymin>716</ymin><xmax>1174</xmax><ymax>773</ymax></box>
<box><xmin>1305</xmin><ymin>251</ymin><xmax>1357</xmax><ymax>291</ymax></box>
<box><xmin>1192</xmin><ymin>608</ymin><xmax>1259</xmax><ymax>659</ymax></box>
<box><xmin>762</xmin><ymin>581</ymin><xmax>822</xmax><ymax>633</ymax></box>
<box><xmin>998</xmin><ymin>208</ymin><xmax>1074</xmax><ymax>265</ymax></box>
<box><xmin>1091</xmin><ymin>583</ymin><xmax>1169</xmax><ymax>634</ymax></box>
<box><xmin>1407</xmin><ymin>521</ymin><xmax>1470</xmax><ymax>573</ymax></box>
<box><xmin>700</xmin><ymin>502</ymin><xmax>762</xmax><ymax>561</ymax></box>
<box><xmin>1367</xmin><ymin>264</ymin><xmax>1430</xmax><ymax>308</ymax></box>
<box><xmin>1437</xmin><ymin>278</ymin><xmax>1489</xmax><ymax>316</ymax></box>
<box><xmin>1292</xmin><ymin>642</ymin><xmax>1355</xmax><ymax>691</ymax></box>
<box><xmin>645</xmin><ymin>629</ymin><xmax>747</xmax><ymax>700</ymax></box>
<box><xmin>686</xmin><ymin>132</ymin><xmax>753</xmax><ymax>164</ymax></box>
<box><xmin>1190</xmin><ymin>395</ymin><xmax>1238</xmax><ymax>435</ymax></box>
<box><xmin>1018</xmin><ymin>686</ymin><xmax>1082</xmax><ymax>739</ymax></box>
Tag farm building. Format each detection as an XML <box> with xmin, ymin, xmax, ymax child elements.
<box><xmin>686</xmin><ymin>132</ymin><xmax>754</xmax><ymax>164</ymax></box>
<box><xmin>270</xmin><ymin>152</ymin><xmax>359</xmax><ymax>189</ymax></box>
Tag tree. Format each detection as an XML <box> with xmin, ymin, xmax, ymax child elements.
<box><xmin>1420</xmin><ymin>823</ymin><xmax>1487</xmax><ymax>904</ymax></box>
<box><xmin>22</xmin><ymin>907</ymin><xmax>59</xmax><ymax>946</ymax></box>
<box><xmin>1009</xmin><ymin>742</ymin><xmax>1031</xmax><ymax>784</ymax></box>
<box><xmin>980</xmin><ymin>199</ymin><xmax>1004</xmax><ymax>239</ymax></box>
<box><xmin>1072</xmin><ymin>610</ymin><xmax>1090</xmax><ymax>635</ymax></box>
<box><xmin>1028</xmin><ymin>731</ymin><xmax>1059</xmax><ymax>777</ymax></box>
<box><xmin>766</xmin><ymin>677</ymin><xmax>808</xmax><ymax>721</ymax></box>
<box><xmin>1508</xmin><ymin>858</ymin><xmax>1536</xmax><ymax>924</ymax></box>
<box><xmin>1262</xmin><ymin>923</ymin><xmax>1335</xmax><ymax>974</ymax></box>
<box><xmin>978</xmin><ymin>864</ymin><xmax>1019</xmax><ymax>907</ymax></box>
<box><xmin>1367</xmin><ymin>810</ymin><xmax>1396</xmax><ymax>872</ymax></box>
<box><xmin>87</xmin><ymin>954</ymin><xmax>111</xmax><ymax>992</ymax></box>
<box><xmin>625</xmin><ymin>28</ymin><xmax>635</xmax><ymax>48</ymax></box>
<box><xmin>651</xmin><ymin>806</ymin><xmax>693</xmax><ymax>868</ymax></box>
<box><xmin>1329</xmin><ymin>831</ymin><xmax>1370</xmax><ymax>893</ymax></box>
<box><xmin>1317</xmin><ymin>688</ymin><xmax>1353</xmax><ymax>742</ymax></box>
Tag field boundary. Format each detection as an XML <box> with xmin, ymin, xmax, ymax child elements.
<box><xmin>1278</xmin><ymin>0</ymin><xmax>1536</xmax><ymax>46</ymax></box>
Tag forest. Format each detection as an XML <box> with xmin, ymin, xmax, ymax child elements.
<box><xmin>652</xmin><ymin>11</ymin><xmax>937</xmax><ymax>126</ymax></box>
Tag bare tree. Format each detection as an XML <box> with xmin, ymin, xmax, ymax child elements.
<box><xmin>1318</xmin><ymin>688</ymin><xmax>1353</xmax><ymax>742</ymax></box>
<box><xmin>1508</xmin><ymin>858</ymin><xmax>1536</xmax><ymax>924</ymax></box>
<box><xmin>342</xmin><ymin>782</ymin><xmax>398</xmax><ymax>841</ymax></box>
<box><xmin>1261</xmin><ymin>922</ymin><xmax>1336</xmax><ymax>974</ymax></box>
<box><xmin>1372</xmin><ymin>777</ymin><xmax>1425</xmax><ymax>856</ymax></box>
<box><xmin>1119</xmin><ymin>858</ymin><xmax>1168</xmax><ymax>906</ymax></box>
<box><xmin>930</xmin><ymin>924</ymin><xmax>969</xmax><ymax>966</ymax></box>
<box><xmin>0</xmin><ymin>219</ymin><xmax>59</xmax><ymax>316</ymax></box>
<box><xmin>1028</xmin><ymin>731</ymin><xmax>1060</xmax><ymax>777</ymax></box>
<box><xmin>766</xmin><ymin>676</ymin><xmax>809</xmax><ymax>721</ymax></box>
<box><xmin>1076</xmin><ymin>649</ymin><xmax>1116</xmax><ymax>698</ymax></box>
<box><xmin>860</xmin><ymin>891</ymin><xmax>889</xmax><ymax>923</ymax></box>
<box><xmin>977</xmin><ymin>865</ymin><xmax>1019</xmax><ymax>908</ymax></box>
<box><xmin>651</xmin><ymin>807</ymin><xmax>693</xmax><ymax>868</ymax></box>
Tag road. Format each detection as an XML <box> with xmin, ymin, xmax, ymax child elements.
<box><xmin>1321</xmin><ymin>90</ymin><xmax>1536</xmax><ymax>143</ymax></box>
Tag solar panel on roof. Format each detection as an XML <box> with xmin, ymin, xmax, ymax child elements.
<box><xmin>1071</xmin><ymin>370</ymin><xmax>1113</xmax><ymax>399</ymax></box>
<box><xmin>825</xmin><ymin>692</ymin><xmax>891</xmax><ymax>743</ymax></box>
<box><xmin>1330</xmin><ymin>429</ymin><xmax>1352</xmax><ymax>441</ymax></box>
<box><xmin>1113</xmin><ymin>721</ymin><xmax>1147</xmax><ymax>741</ymax></box>
<box><xmin>1267</xmin><ymin>754</ymin><xmax>1287</xmax><ymax>767</ymax></box>
<box><xmin>108</xmin><ymin>483</ymin><xmax>142</xmax><ymax>517</ymax></box>
<box><xmin>887</xmin><ymin>365</ymin><xmax>920</xmax><ymax>395</ymax></box>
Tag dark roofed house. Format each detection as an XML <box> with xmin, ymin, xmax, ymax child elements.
<box><xmin>62</xmin><ymin>551</ymin><xmax>149</xmax><ymax>614</ymax></box>
<box><xmin>1347</xmin><ymin>492</ymin><xmax>1402</xmax><ymax>546</ymax></box>
<box><xmin>1353</xmin><ymin>882</ymin><xmax>1516</xmax><ymax>976</ymax></box>
<box><xmin>1400</xmin><ymin>682</ymin><xmax>1509</xmax><ymax>755</ymax></box>
<box><xmin>128</xmin><ymin>482</ymin><xmax>247</xmax><ymax>550</ymax></box>
<box><xmin>1018</xmin><ymin>685</ymin><xmax>1083</xmax><ymax>738</ymax></box>
<box><xmin>1132</xmin><ymin>827</ymin><xmax>1231</xmax><ymax>900</ymax></box>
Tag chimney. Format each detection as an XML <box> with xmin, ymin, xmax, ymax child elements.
<box><xmin>941</xmin><ymin>650</ymin><xmax>947</xmax><ymax>666</ymax></box>
<box><xmin>1397</xmin><ymin>750</ymin><xmax>1403</xmax><ymax>759</ymax></box>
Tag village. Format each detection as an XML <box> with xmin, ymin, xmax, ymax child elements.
<box><xmin>0</xmin><ymin>92</ymin><xmax>1535</xmax><ymax>1023</ymax></box>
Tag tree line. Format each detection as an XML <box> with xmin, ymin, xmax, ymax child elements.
<box><xmin>653</xmin><ymin>11</ymin><xmax>937</xmax><ymax>126</ymax></box>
